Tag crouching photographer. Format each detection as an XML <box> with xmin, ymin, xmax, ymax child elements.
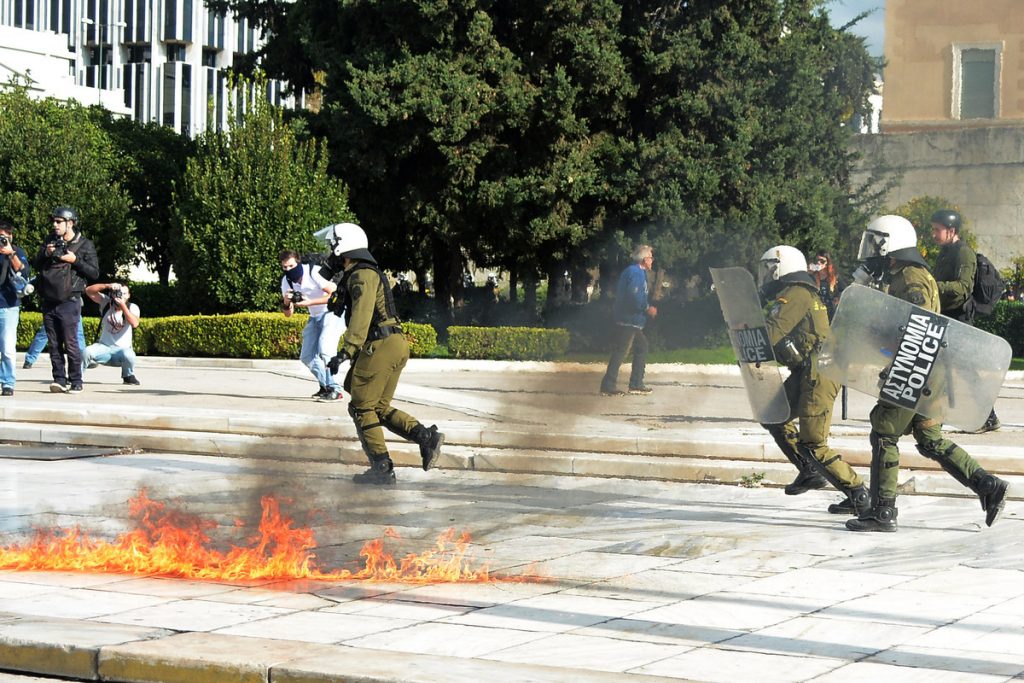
<box><xmin>83</xmin><ymin>283</ymin><xmax>141</xmax><ymax>386</ymax></box>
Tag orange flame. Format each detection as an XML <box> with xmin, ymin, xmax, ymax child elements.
<box><xmin>0</xmin><ymin>490</ymin><xmax>540</xmax><ymax>584</ymax></box>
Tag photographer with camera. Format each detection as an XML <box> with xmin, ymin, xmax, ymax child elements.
<box><xmin>82</xmin><ymin>283</ymin><xmax>141</xmax><ymax>385</ymax></box>
<box><xmin>32</xmin><ymin>207</ymin><xmax>98</xmax><ymax>393</ymax></box>
<box><xmin>0</xmin><ymin>219</ymin><xmax>30</xmax><ymax>396</ymax></box>
<box><xmin>280</xmin><ymin>249</ymin><xmax>345</xmax><ymax>401</ymax></box>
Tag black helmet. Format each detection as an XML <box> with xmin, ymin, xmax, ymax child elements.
<box><xmin>50</xmin><ymin>206</ymin><xmax>79</xmax><ymax>223</ymax></box>
<box><xmin>930</xmin><ymin>209</ymin><xmax>961</xmax><ymax>232</ymax></box>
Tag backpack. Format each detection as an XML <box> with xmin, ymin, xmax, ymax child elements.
<box><xmin>970</xmin><ymin>252</ymin><xmax>1006</xmax><ymax>317</ymax></box>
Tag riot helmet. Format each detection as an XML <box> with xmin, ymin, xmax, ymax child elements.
<box><xmin>758</xmin><ymin>245</ymin><xmax>807</xmax><ymax>287</ymax></box>
<box><xmin>930</xmin><ymin>209</ymin><xmax>961</xmax><ymax>232</ymax></box>
<box><xmin>857</xmin><ymin>215</ymin><xmax>917</xmax><ymax>261</ymax></box>
<box><xmin>313</xmin><ymin>222</ymin><xmax>375</xmax><ymax>262</ymax></box>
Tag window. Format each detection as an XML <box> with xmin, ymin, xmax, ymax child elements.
<box><xmin>952</xmin><ymin>43</ymin><xmax>1001</xmax><ymax>120</ymax></box>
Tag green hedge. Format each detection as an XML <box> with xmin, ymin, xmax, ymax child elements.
<box><xmin>977</xmin><ymin>300</ymin><xmax>1024</xmax><ymax>356</ymax></box>
<box><xmin>447</xmin><ymin>325</ymin><xmax>570</xmax><ymax>360</ymax></box>
<box><xmin>17</xmin><ymin>311</ymin><xmax>437</xmax><ymax>359</ymax></box>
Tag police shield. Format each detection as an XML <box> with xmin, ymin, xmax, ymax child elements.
<box><xmin>710</xmin><ymin>267</ymin><xmax>790</xmax><ymax>424</ymax></box>
<box><xmin>818</xmin><ymin>284</ymin><xmax>1011</xmax><ymax>431</ymax></box>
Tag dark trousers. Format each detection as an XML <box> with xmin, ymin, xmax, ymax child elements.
<box><xmin>42</xmin><ymin>298</ymin><xmax>83</xmax><ymax>385</ymax></box>
<box><xmin>601</xmin><ymin>324</ymin><xmax>648</xmax><ymax>391</ymax></box>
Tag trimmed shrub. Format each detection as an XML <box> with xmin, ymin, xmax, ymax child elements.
<box><xmin>403</xmin><ymin>322</ymin><xmax>437</xmax><ymax>357</ymax></box>
<box><xmin>146</xmin><ymin>313</ymin><xmax>304</xmax><ymax>358</ymax></box>
<box><xmin>977</xmin><ymin>300</ymin><xmax>1024</xmax><ymax>356</ymax></box>
<box><xmin>447</xmin><ymin>326</ymin><xmax>570</xmax><ymax>360</ymax></box>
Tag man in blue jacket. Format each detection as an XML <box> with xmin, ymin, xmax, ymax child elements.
<box><xmin>600</xmin><ymin>245</ymin><xmax>658</xmax><ymax>396</ymax></box>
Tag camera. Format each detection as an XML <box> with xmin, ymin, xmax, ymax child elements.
<box><xmin>48</xmin><ymin>237</ymin><xmax>68</xmax><ymax>259</ymax></box>
<box><xmin>106</xmin><ymin>284</ymin><xmax>127</xmax><ymax>301</ymax></box>
<box><xmin>287</xmin><ymin>290</ymin><xmax>304</xmax><ymax>304</ymax></box>
<box><xmin>0</xmin><ymin>235</ymin><xmax>9</xmax><ymax>248</ymax></box>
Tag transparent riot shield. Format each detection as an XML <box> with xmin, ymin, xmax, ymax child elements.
<box><xmin>710</xmin><ymin>267</ymin><xmax>790</xmax><ymax>424</ymax></box>
<box><xmin>818</xmin><ymin>284</ymin><xmax>1011</xmax><ymax>431</ymax></box>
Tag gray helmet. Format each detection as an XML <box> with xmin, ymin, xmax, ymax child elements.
<box><xmin>51</xmin><ymin>206</ymin><xmax>79</xmax><ymax>223</ymax></box>
<box><xmin>930</xmin><ymin>209</ymin><xmax>961</xmax><ymax>232</ymax></box>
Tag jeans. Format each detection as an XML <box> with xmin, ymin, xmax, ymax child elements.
<box><xmin>42</xmin><ymin>299</ymin><xmax>84</xmax><ymax>385</ymax></box>
<box><xmin>0</xmin><ymin>306</ymin><xmax>19</xmax><ymax>389</ymax></box>
<box><xmin>84</xmin><ymin>343</ymin><xmax>136</xmax><ymax>378</ymax></box>
<box><xmin>302</xmin><ymin>312</ymin><xmax>344</xmax><ymax>390</ymax></box>
<box><xmin>601</xmin><ymin>324</ymin><xmax>648</xmax><ymax>391</ymax></box>
<box><xmin>26</xmin><ymin>321</ymin><xmax>85</xmax><ymax>366</ymax></box>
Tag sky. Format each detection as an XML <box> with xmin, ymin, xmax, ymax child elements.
<box><xmin>826</xmin><ymin>0</ymin><xmax>885</xmax><ymax>57</ymax></box>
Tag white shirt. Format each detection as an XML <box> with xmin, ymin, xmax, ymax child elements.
<box><xmin>280</xmin><ymin>264</ymin><xmax>331</xmax><ymax>317</ymax></box>
<box><xmin>97</xmin><ymin>296</ymin><xmax>140</xmax><ymax>349</ymax></box>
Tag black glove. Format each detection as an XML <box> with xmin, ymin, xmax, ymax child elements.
<box><xmin>327</xmin><ymin>350</ymin><xmax>351</xmax><ymax>375</ymax></box>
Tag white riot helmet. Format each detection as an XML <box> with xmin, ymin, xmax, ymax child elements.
<box><xmin>313</xmin><ymin>222</ymin><xmax>368</xmax><ymax>257</ymax></box>
<box><xmin>857</xmin><ymin>215</ymin><xmax>917</xmax><ymax>261</ymax></box>
<box><xmin>758</xmin><ymin>245</ymin><xmax>807</xmax><ymax>287</ymax></box>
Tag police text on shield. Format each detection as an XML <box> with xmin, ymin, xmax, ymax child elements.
<box><xmin>880</xmin><ymin>312</ymin><xmax>948</xmax><ymax>410</ymax></box>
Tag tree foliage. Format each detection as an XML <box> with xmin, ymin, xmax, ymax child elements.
<box><xmin>171</xmin><ymin>1</ymin><xmax>886</xmax><ymax>313</ymax></box>
<box><xmin>101</xmin><ymin>116</ymin><xmax>196</xmax><ymax>286</ymax></box>
<box><xmin>0</xmin><ymin>81</ymin><xmax>134</xmax><ymax>279</ymax></box>
<box><xmin>171</xmin><ymin>75</ymin><xmax>354</xmax><ymax>313</ymax></box>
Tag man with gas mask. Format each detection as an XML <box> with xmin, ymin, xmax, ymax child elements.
<box><xmin>845</xmin><ymin>216</ymin><xmax>1009</xmax><ymax>532</ymax></box>
<box><xmin>757</xmin><ymin>246</ymin><xmax>869</xmax><ymax>516</ymax></box>
<box><xmin>316</xmin><ymin>223</ymin><xmax>444</xmax><ymax>485</ymax></box>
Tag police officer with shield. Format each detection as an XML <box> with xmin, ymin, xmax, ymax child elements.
<box><xmin>846</xmin><ymin>216</ymin><xmax>1009</xmax><ymax>532</ymax></box>
<box><xmin>317</xmin><ymin>222</ymin><xmax>444</xmax><ymax>485</ymax></box>
<box><xmin>757</xmin><ymin>246</ymin><xmax>869</xmax><ymax>516</ymax></box>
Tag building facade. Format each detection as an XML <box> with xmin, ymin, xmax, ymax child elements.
<box><xmin>0</xmin><ymin>0</ymin><xmax>295</xmax><ymax>134</ymax></box>
<box><xmin>883</xmin><ymin>0</ymin><xmax>1024</xmax><ymax>132</ymax></box>
<box><xmin>851</xmin><ymin>0</ymin><xmax>1024</xmax><ymax>266</ymax></box>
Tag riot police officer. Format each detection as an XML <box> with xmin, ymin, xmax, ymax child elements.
<box><xmin>317</xmin><ymin>222</ymin><xmax>444</xmax><ymax>485</ymax></box>
<box><xmin>758</xmin><ymin>246</ymin><xmax>869</xmax><ymax>516</ymax></box>
<box><xmin>846</xmin><ymin>215</ymin><xmax>1009</xmax><ymax>532</ymax></box>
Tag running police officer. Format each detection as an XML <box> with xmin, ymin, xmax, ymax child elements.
<box><xmin>757</xmin><ymin>245</ymin><xmax>869</xmax><ymax>516</ymax></box>
<box><xmin>846</xmin><ymin>215</ymin><xmax>1009</xmax><ymax>532</ymax></box>
<box><xmin>316</xmin><ymin>222</ymin><xmax>444</xmax><ymax>485</ymax></box>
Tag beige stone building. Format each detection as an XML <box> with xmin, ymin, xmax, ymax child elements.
<box><xmin>854</xmin><ymin>0</ymin><xmax>1024</xmax><ymax>266</ymax></box>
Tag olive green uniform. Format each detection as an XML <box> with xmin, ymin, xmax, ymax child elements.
<box><xmin>849</xmin><ymin>261</ymin><xmax>1006</xmax><ymax>531</ymax></box>
<box><xmin>335</xmin><ymin>263</ymin><xmax>426</xmax><ymax>471</ymax></box>
<box><xmin>866</xmin><ymin>263</ymin><xmax>979</xmax><ymax>499</ymax></box>
<box><xmin>763</xmin><ymin>281</ymin><xmax>864</xmax><ymax>492</ymax></box>
<box><xmin>933</xmin><ymin>240</ymin><xmax>976</xmax><ymax>322</ymax></box>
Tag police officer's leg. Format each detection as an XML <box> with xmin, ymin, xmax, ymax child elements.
<box><xmin>762</xmin><ymin>370</ymin><xmax>826</xmax><ymax>495</ymax></box>
<box><xmin>345</xmin><ymin>350</ymin><xmax>397</xmax><ymax>485</ymax></box>
<box><xmin>913</xmin><ymin>418</ymin><xmax>1009</xmax><ymax>527</ymax></box>
<box><xmin>846</xmin><ymin>403</ymin><xmax>912</xmax><ymax>532</ymax></box>
<box><xmin>794</xmin><ymin>374</ymin><xmax>868</xmax><ymax>515</ymax></box>
<box><xmin>374</xmin><ymin>335</ymin><xmax>445</xmax><ymax>471</ymax></box>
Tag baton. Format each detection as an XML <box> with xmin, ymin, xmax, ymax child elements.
<box><xmin>841</xmin><ymin>385</ymin><xmax>848</xmax><ymax>420</ymax></box>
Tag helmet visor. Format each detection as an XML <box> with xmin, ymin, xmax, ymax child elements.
<box><xmin>757</xmin><ymin>258</ymin><xmax>780</xmax><ymax>288</ymax></box>
<box><xmin>857</xmin><ymin>230</ymin><xmax>887</xmax><ymax>261</ymax></box>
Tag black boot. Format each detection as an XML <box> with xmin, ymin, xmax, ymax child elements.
<box><xmin>784</xmin><ymin>469</ymin><xmax>828</xmax><ymax>495</ymax></box>
<box><xmin>411</xmin><ymin>424</ymin><xmax>444</xmax><ymax>471</ymax></box>
<box><xmin>969</xmin><ymin>468</ymin><xmax>1009</xmax><ymax>527</ymax></box>
<box><xmin>352</xmin><ymin>454</ymin><xmax>396</xmax><ymax>485</ymax></box>
<box><xmin>846</xmin><ymin>496</ymin><xmax>897</xmax><ymax>532</ymax></box>
<box><xmin>828</xmin><ymin>485</ymin><xmax>870</xmax><ymax>516</ymax></box>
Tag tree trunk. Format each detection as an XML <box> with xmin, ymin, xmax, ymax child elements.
<box><xmin>430</xmin><ymin>237</ymin><xmax>456</xmax><ymax>326</ymax></box>
<box><xmin>508</xmin><ymin>268</ymin><xmax>518</xmax><ymax>303</ymax></box>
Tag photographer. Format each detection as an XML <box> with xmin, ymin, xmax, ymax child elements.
<box><xmin>32</xmin><ymin>207</ymin><xmax>99</xmax><ymax>393</ymax></box>
<box><xmin>280</xmin><ymin>250</ymin><xmax>345</xmax><ymax>401</ymax></box>
<box><xmin>82</xmin><ymin>283</ymin><xmax>141</xmax><ymax>385</ymax></box>
<box><xmin>0</xmin><ymin>219</ymin><xmax>30</xmax><ymax>396</ymax></box>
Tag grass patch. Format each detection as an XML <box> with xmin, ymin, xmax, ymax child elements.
<box><xmin>557</xmin><ymin>345</ymin><xmax>736</xmax><ymax>365</ymax></box>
